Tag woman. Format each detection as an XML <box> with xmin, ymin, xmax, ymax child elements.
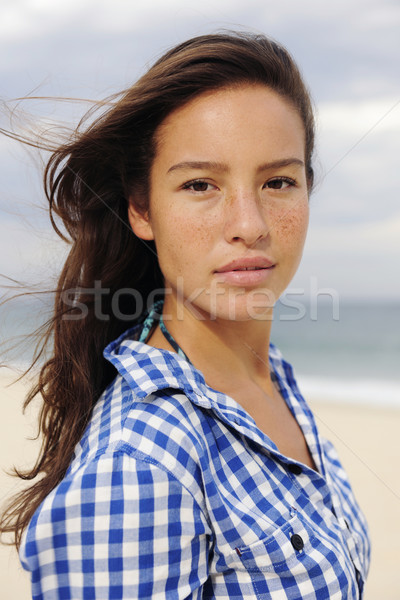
<box><xmin>1</xmin><ymin>32</ymin><xmax>370</xmax><ymax>598</ymax></box>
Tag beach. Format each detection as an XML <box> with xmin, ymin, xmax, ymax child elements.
<box><xmin>1</xmin><ymin>370</ymin><xmax>399</xmax><ymax>599</ymax></box>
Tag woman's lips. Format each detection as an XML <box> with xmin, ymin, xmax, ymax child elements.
<box><xmin>214</xmin><ymin>257</ymin><xmax>276</xmax><ymax>286</ymax></box>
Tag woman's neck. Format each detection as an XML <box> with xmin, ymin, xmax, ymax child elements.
<box><xmin>151</xmin><ymin>295</ymin><xmax>275</xmax><ymax>396</ymax></box>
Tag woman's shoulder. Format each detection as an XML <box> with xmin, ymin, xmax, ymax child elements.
<box><xmin>70</xmin><ymin>372</ymin><xmax>211</xmax><ymax>483</ymax></box>
<box><xmin>19</xmin><ymin>382</ymin><xmax>213</xmax><ymax>580</ymax></box>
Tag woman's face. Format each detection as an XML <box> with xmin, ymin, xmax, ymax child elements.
<box><xmin>129</xmin><ymin>84</ymin><xmax>309</xmax><ymax>321</ymax></box>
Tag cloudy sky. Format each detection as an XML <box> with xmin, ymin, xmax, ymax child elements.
<box><xmin>1</xmin><ymin>0</ymin><xmax>399</xmax><ymax>300</ymax></box>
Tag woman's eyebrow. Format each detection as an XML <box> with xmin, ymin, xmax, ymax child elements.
<box><xmin>166</xmin><ymin>158</ymin><xmax>304</xmax><ymax>174</ymax></box>
<box><xmin>167</xmin><ymin>160</ymin><xmax>229</xmax><ymax>174</ymax></box>
<box><xmin>257</xmin><ymin>158</ymin><xmax>304</xmax><ymax>172</ymax></box>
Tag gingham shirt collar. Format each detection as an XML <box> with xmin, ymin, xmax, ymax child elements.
<box><xmin>104</xmin><ymin>325</ymin><xmax>327</xmax><ymax>478</ymax></box>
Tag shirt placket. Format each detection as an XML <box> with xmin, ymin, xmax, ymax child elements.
<box><xmin>208</xmin><ymin>392</ymin><xmax>365</xmax><ymax>594</ymax></box>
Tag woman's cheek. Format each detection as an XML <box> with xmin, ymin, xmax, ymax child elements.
<box><xmin>178</xmin><ymin>212</ymin><xmax>217</xmax><ymax>251</ymax></box>
<box><xmin>278</xmin><ymin>203</ymin><xmax>309</xmax><ymax>249</ymax></box>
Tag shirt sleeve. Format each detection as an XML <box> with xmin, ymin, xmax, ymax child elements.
<box><xmin>21</xmin><ymin>450</ymin><xmax>212</xmax><ymax>599</ymax></box>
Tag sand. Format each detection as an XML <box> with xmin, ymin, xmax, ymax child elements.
<box><xmin>1</xmin><ymin>370</ymin><xmax>399</xmax><ymax>599</ymax></box>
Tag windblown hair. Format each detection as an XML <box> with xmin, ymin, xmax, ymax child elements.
<box><xmin>0</xmin><ymin>31</ymin><xmax>315</xmax><ymax>547</ymax></box>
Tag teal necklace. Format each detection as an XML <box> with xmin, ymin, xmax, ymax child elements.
<box><xmin>139</xmin><ymin>299</ymin><xmax>193</xmax><ymax>365</ymax></box>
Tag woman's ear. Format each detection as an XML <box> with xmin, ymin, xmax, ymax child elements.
<box><xmin>127</xmin><ymin>198</ymin><xmax>154</xmax><ymax>241</ymax></box>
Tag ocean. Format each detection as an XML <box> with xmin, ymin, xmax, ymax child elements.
<box><xmin>272</xmin><ymin>299</ymin><xmax>400</xmax><ymax>407</ymax></box>
<box><xmin>1</xmin><ymin>295</ymin><xmax>399</xmax><ymax>408</ymax></box>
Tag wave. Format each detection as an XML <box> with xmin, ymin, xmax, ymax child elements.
<box><xmin>297</xmin><ymin>374</ymin><xmax>400</xmax><ymax>408</ymax></box>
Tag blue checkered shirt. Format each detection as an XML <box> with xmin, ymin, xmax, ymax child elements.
<box><xmin>20</xmin><ymin>322</ymin><xmax>370</xmax><ymax>599</ymax></box>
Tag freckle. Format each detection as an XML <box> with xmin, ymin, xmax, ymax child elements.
<box><xmin>278</xmin><ymin>211</ymin><xmax>306</xmax><ymax>236</ymax></box>
<box><xmin>279</xmin><ymin>214</ymin><xmax>296</xmax><ymax>233</ymax></box>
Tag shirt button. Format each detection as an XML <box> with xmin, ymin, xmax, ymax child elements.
<box><xmin>291</xmin><ymin>534</ymin><xmax>304</xmax><ymax>551</ymax></box>
<box><xmin>288</xmin><ymin>463</ymin><xmax>302</xmax><ymax>475</ymax></box>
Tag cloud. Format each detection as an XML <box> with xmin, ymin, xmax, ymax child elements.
<box><xmin>0</xmin><ymin>0</ymin><xmax>84</xmax><ymax>41</ymax></box>
<box><xmin>0</xmin><ymin>0</ymin><xmax>245</xmax><ymax>41</ymax></box>
<box><xmin>318</xmin><ymin>98</ymin><xmax>400</xmax><ymax>136</ymax></box>
<box><xmin>309</xmin><ymin>98</ymin><xmax>400</xmax><ymax>229</ymax></box>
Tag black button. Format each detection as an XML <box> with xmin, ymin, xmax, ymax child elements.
<box><xmin>288</xmin><ymin>464</ymin><xmax>302</xmax><ymax>475</ymax></box>
<box><xmin>291</xmin><ymin>534</ymin><xmax>304</xmax><ymax>551</ymax></box>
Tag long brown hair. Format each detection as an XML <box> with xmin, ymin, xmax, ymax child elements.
<box><xmin>0</xmin><ymin>31</ymin><xmax>315</xmax><ymax>548</ymax></box>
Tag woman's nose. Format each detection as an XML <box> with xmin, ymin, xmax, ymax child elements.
<box><xmin>223</xmin><ymin>189</ymin><xmax>269</xmax><ymax>247</ymax></box>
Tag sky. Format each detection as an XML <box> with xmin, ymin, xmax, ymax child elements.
<box><xmin>1</xmin><ymin>0</ymin><xmax>399</xmax><ymax>301</ymax></box>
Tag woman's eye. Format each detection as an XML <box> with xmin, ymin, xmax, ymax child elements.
<box><xmin>183</xmin><ymin>180</ymin><xmax>215</xmax><ymax>193</ymax></box>
<box><xmin>265</xmin><ymin>177</ymin><xmax>295</xmax><ymax>190</ymax></box>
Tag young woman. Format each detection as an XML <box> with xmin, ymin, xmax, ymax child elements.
<box><xmin>1</xmin><ymin>32</ymin><xmax>370</xmax><ymax>598</ymax></box>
